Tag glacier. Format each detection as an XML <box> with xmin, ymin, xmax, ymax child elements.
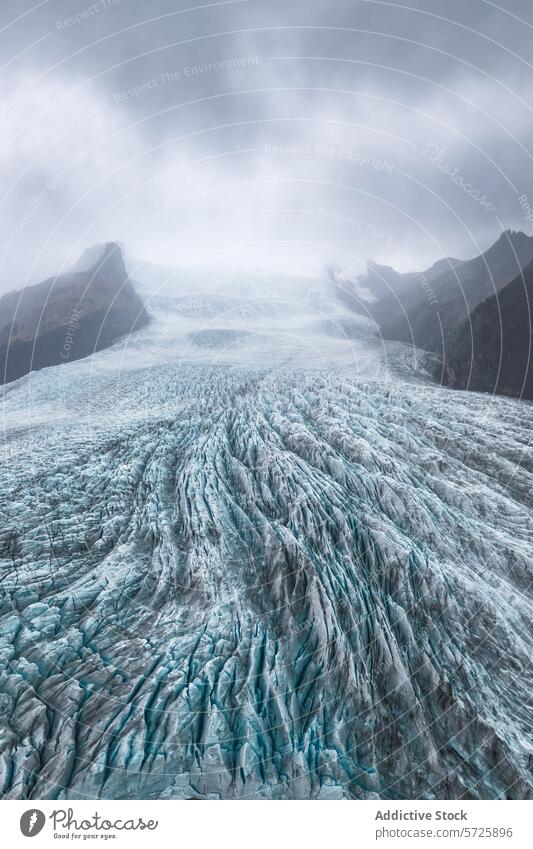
<box><xmin>0</xmin><ymin>268</ymin><xmax>532</xmax><ymax>800</ymax></box>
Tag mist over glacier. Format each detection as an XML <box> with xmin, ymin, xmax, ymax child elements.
<box><xmin>0</xmin><ymin>269</ymin><xmax>532</xmax><ymax>800</ymax></box>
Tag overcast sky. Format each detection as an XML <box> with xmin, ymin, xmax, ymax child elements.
<box><xmin>1</xmin><ymin>0</ymin><xmax>533</xmax><ymax>290</ymax></box>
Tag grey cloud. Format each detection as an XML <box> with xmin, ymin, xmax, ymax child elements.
<box><xmin>1</xmin><ymin>0</ymin><xmax>533</xmax><ymax>290</ymax></box>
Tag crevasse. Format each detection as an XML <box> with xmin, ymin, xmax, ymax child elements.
<box><xmin>0</xmin><ymin>271</ymin><xmax>531</xmax><ymax>800</ymax></box>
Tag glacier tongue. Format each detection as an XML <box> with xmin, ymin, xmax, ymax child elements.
<box><xmin>125</xmin><ymin>266</ymin><xmax>425</xmax><ymax>376</ymax></box>
<box><xmin>0</xmin><ymin>271</ymin><xmax>532</xmax><ymax>800</ymax></box>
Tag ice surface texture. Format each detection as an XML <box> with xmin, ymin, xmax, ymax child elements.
<box><xmin>0</xmin><ymin>274</ymin><xmax>532</xmax><ymax>799</ymax></box>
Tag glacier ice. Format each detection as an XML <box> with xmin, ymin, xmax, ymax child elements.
<box><xmin>0</xmin><ymin>270</ymin><xmax>531</xmax><ymax>800</ymax></box>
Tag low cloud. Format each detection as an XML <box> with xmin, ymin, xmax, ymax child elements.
<box><xmin>1</xmin><ymin>0</ymin><xmax>533</xmax><ymax>290</ymax></box>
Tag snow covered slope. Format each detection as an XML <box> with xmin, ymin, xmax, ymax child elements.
<box><xmin>128</xmin><ymin>266</ymin><xmax>396</xmax><ymax>374</ymax></box>
<box><xmin>0</xmin><ymin>269</ymin><xmax>531</xmax><ymax>800</ymax></box>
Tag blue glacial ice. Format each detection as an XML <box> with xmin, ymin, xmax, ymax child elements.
<box><xmin>0</xmin><ymin>269</ymin><xmax>531</xmax><ymax>799</ymax></box>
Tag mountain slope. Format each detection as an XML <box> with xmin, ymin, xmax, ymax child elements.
<box><xmin>375</xmin><ymin>230</ymin><xmax>533</xmax><ymax>355</ymax></box>
<box><xmin>327</xmin><ymin>257</ymin><xmax>463</xmax><ymax>316</ymax></box>
<box><xmin>0</xmin><ymin>243</ymin><xmax>149</xmax><ymax>385</ymax></box>
<box><xmin>441</xmin><ymin>260</ymin><xmax>533</xmax><ymax>399</ymax></box>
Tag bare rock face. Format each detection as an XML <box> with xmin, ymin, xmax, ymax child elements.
<box><xmin>375</xmin><ymin>230</ymin><xmax>533</xmax><ymax>357</ymax></box>
<box><xmin>0</xmin><ymin>243</ymin><xmax>149</xmax><ymax>384</ymax></box>
<box><xmin>440</xmin><ymin>260</ymin><xmax>533</xmax><ymax>401</ymax></box>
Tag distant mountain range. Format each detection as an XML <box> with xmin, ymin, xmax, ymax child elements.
<box><xmin>377</xmin><ymin>230</ymin><xmax>533</xmax><ymax>354</ymax></box>
<box><xmin>2</xmin><ymin>230</ymin><xmax>532</xmax><ymax>400</ymax></box>
<box><xmin>0</xmin><ymin>243</ymin><xmax>149</xmax><ymax>385</ymax></box>
<box><xmin>337</xmin><ymin>229</ymin><xmax>533</xmax><ymax>400</ymax></box>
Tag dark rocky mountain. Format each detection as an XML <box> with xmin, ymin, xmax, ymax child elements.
<box><xmin>356</xmin><ymin>261</ymin><xmax>411</xmax><ymax>300</ymax></box>
<box><xmin>441</xmin><ymin>259</ymin><xmax>533</xmax><ymax>400</ymax></box>
<box><xmin>0</xmin><ymin>242</ymin><xmax>149</xmax><ymax>385</ymax></box>
<box><xmin>328</xmin><ymin>257</ymin><xmax>463</xmax><ymax>318</ymax></box>
<box><xmin>375</xmin><ymin>230</ymin><xmax>533</xmax><ymax>355</ymax></box>
<box><xmin>361</xmin><ymin>255</ymin><xmax>464</xmax><ymax>295</ymax></box>
<box><xmin>422</xmin><ymin>255</ymin><xmax>465</xmax><ymax>282</ymax></box>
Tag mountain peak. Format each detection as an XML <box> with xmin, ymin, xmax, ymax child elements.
<box><xmin>73</xmin><ymin>241</ymin><xmax>127</xmax><ymax>282</ymax></box>
<box><xmin>495</xmin><ymin>228</ymin><xmax>531</xmax><ymax>247</ymax></box>
<box><xmin>0</xmin><ymin>241</ymin><xmax>148</xmax><ymax>384</ymax></box>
